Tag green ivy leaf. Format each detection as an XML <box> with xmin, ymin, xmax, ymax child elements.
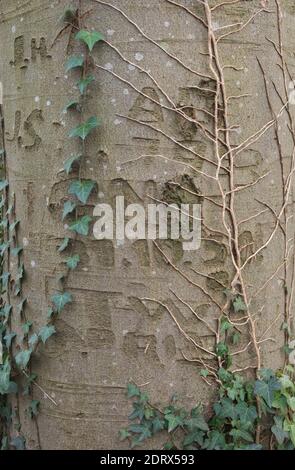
<box><xmin>236</xmin><ymin>402</ymin><xmax>257</xmax><ymax>426</ymax></box>
<box><xmin>287</xmin><ymin>396</ymin><xmax>295</xmax><ymax>411</ymax></box>
<box><xmin>231</xmin><ymin>332</ymin><xmax>241</xmax><ymax>345</ymax></box>
<box><xmin>0</xmin><ymin>304</ymin><xmax>12</xmax><ymax>319</ymax></box>
<box><xmin>65</xmin><ymin>55</ymin><xmax>84</xmax><ymax>72</ymax></box>
<box><xmin>69</xmin><ymin>116</ymin><xmax>100</xmax><ymax>141</ymax></box>
<box><xmin>28</xmin><ymin>333</ymin><xmax>39</xmax><ymax>347</ymax></box>
<box><xmin>254</xmin><ymin>377</ymin><xmax>281</xmax><ymax>408</ymax></box>
<box><xmin>62</xmin><ymin>201</ymin><xmax>76</xmax><ymax>220</ymax></box>
<box><xmin>69</xmin><ymin>180</ymin><xmax>96</xmax><ymax>204</ymax></box>
<box><xmin>15</xmin><ymin>349</ymin><xmax>32</xmax><ymax>370</ymax></box>
<box><xmin>77</xmin><ymin>75</ymin><xmax>95</xmax><ymax>94</ymax></box>
<box><xmin>17</xmin><ymin>298</ymin><xmax>27</xmax><ymax>316</ymax></box>
<box><xmin>216</xmin><ymin>342</ymin><xmax>229</xmax><ymax>358</ymax></box>
<box><xmin>51</xmin><ymin>291</ymin><xmax>72</xmax><ymax>313</ymax></box>
<box><xmin>220</xmin><ymin>317</ymin><xmax>232</xmax><ymax>334</ymax></box>
<box><xmin>4</xmin><ymin>332</ymin><xmax>16</xmax><ymax>349</ymax></box>
<box><xmin>165</xmin><ymin>414</ymin><xmax>183</xmax><ymax>433</ymax></box>
<box><xmin>69</xmin><ymin>216</ymin><xmax>92</xmax><ymax>236</ymax></box>
<box><xmin>0</xmin><ymin>360</ymin><xmax>12</xmax><ymax>394</ymax></box>
<box><xmin>127</xmin><ymin>383</ymin><xmax>141</xmax><ymax>398</ymax></box>
<box><xmin>229</xmin><ymin>429</ymin><xmax>253</xmax><ymax>443</ymax></box>
<box><xmin>233</xmin><ymin>296</ymin><xmax>247</xmax><ymax>313</ymax></box>
<box><xmin>11</xmin><ymin>246</ymin><xmax>23</xmax><ymax>257</ymax></box>
<box><xmin>0</xmin><ymin>180</ymin><xmax>9</xmax><ymax>191</ymax></box>
<box><xmin>63</xmin><ymin>100</ymin><xmax>81</xmax><ymax>113</ymax></box>
<box><xmin>22</xmin><ymin>321</ymin><xmax>33</xmax><ymax>336</ymax></box>
<box><xmin>290</xmin><ymin>424</ymin><xmax>295</xmax><ymax>446</ymax></box>
<box><xmin>10</xmin><ymin>436</ymin><xmax>26</xmax><ymax>450</ymax></box>
<box><xmin>75</xmin><ymin>30</ymin><xmax>104</xmax><ymax>51</ymax></box>
<box><xmin>200</xmin><ymin>369</ymin><xmax>209</xmax><ymax>378</ymax></box>
<box><xmin>65</xmin><ymin>254</ymin><xmax>80</xmax><ymax>270</ymax></box>
<box><xmin>119</xmin><ymin>428</ymin><xmax>131</xmax><ymax>441</ymax></box>
<box><xmin>63</xmin><ymin>155</ymin><xmax>82</xmax><ymax>175</ymax></box>
<box><xmin>271</xmin><ymin>417</ymin><xmax>288</xmax><ymax>445</ymax></box>
<box><xmin>214</xmin><ymin>398</ymin><xmax>237</xmax><ymax>420</ymax></box>
<box><xmin>27</xmin><ymin>400</ymin><xmax>40</xmax><ymax>419</ymax></box>
<box><xmin>58</xmin><ymin>237</ymin><xmax>70</xmax><ymax>253</ymax></box>
<box><xmin>38</xmin><ymin>325</ymin><xmax>56</xmax><ymax>344</ymax></box>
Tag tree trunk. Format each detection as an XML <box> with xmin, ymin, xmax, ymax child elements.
<box><xmin>0</xmin><ymin>0</ymin><xmax>295</xmax><ymax>450</ymax></box>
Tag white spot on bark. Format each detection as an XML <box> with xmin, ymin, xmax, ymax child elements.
<box><xmin>23</xmin><ymin>238</ymin><xmax>29</xmax><ymax>247</ymax></box>
<box><xmin>105</xmin><ymin>63</ymin><xmax>113</xmax><ymax>71</ymax></box>
<box><xmin>135</xmin><ymin>52</ymin><xmax>144</xmax><ymax>62</ymax></box>
<box><xmin>11</xmin><ymin>25</ymin><xmax>16</xmax><ymax>33</ymax></box>
<box><xmin>30</xmin><ymin>260</ymin><xmax>36</xmax><ymax>268</ymax></box>
<box><xmin>107</xmin><ymin>29</ymin><xmax>115</xmax><ymax>36</ymax></box>
<box><xmin>34</xmin><ymin>96</ymin><xmax>40</xmax><ymax>103</ymax></box>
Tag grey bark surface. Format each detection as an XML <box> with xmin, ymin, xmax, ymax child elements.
<box><xmin>0</xmin><ymin>0</ymin><xmax>295</xmax><ymax>449</ymax></box>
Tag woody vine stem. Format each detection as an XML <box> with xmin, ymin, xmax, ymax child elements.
<box><xmin>1</xmin><ymin>0</ymin><xmax>295</xmax><ymax>450</ymax></box>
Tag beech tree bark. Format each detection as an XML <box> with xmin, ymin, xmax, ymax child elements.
<box><xmin>0</xmin><ymin>0</ymin><xmax>295</xmax><ymax>449</ymax></box>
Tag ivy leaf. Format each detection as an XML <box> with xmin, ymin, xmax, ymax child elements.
<box><xmin>127</xmin><ymin>383</ymin><xmax>141</xmax><ymax>398</ymax></box>
<box><xmin>233</xmin><ymin>296</ymin><xmax>247</xmax><ymax>313</ymax></box>
<box><xmin>75</xmin><ymin>30</ymin><xmax>104</xmax><ymax>51</ymax></box>
<box><xmin>27</xmin><ymin>400</ymin><xmax>40</xmax><ymax>419</ymax></box>
<box><xmin>290</xmin><ymin>424</ymin><xmax>295</xmax><ymax>446</ymax></box>
<box><xmin>0</xmin><ymin>272</ymin><xmax>10</xmax><ymax>290</ymax></box>
<box><xmin>28</xmin><ymin>334</ymin><xmax>39</xmax><ymax>347</ymax></box>
<box><xmin>4</xmin><ymin>332</ymin><xmax>16</xmax><ymax>349</ymax></box>
<box><xmin>51</xmin><ymin>292</ymin><xmax>72</xmax><ymax>313</ymax></box>
<box><xmin>271</xmin><ymin>417</ymin><xmax>288</xmax><ymax>445</ymax></box>
<box><xmin>0</xmin><ymin>304</ymin><xmax>12</xmax><ymax>319</ymax></box>
<box><xmin>10</xmin><ymin>436</ymin><xmax>26</xmax><ymax>450</ymax></box>
<box><xmin>17</xmin><ymin>298</ymin><xmax>27</xmax><ymax>316</ymax></box>
<box><xmin>22</xmin><ymin>321</ymin><xmax>33</xmax><ymax>336</ymax></box>
<box><xmin>69</xmin><ymin>116</ymin><xmax>100</xmax><ymax>141</ymax></box>
<box><xmin>200</xmin><ymin>369</ymin><xmax>209</xmax><ymax>378</ymax></box>
<box><xmin>77</xmin><ymin>75</ymin><xmax>95</xmax><ymax>94</ymax></box>
<box><xmin>11</xmin><ymin>246</ymin><xmax>23</xmax><ymax>257</ymax></box>
<box><xmin>236</xmin><ymin>402</ymin><xmax>257</xmax><ymax>426</ymax></box>
<box><xmin>62</xmin><ymin>201</ymin><xmax>76</xmax><ymax>220</ymax></box>
<box><xmin>229</xmin><ymin>429</ymin><xmax>253</xmax><ymax>443</ymax></box>
<box><xmin>186</xmin><ymin>415</ymin><xmax>209</xmax><ymax>432</ymax></box>
<box><xmin>165</xmin><ymin>414</ymin><xmax>183</xmax><ymax>433</ymax></box>
<box><xmin>38</xmin><ymin>325</ymin><xmax>56</xmax><ymax>344</ymax></box>
<box><xmin>287</xmin><ymin>396</ymin><xmax>295</xmax><ymax>411</ymax></box>
<box><xmin>69</xmin><ymin>216</ymin><xmax>92</xmax><ymax>236</ymax></box>
<box><xmin>254</xmin><ymin>377</ymin><xmax>281</xmax><ymax>408</ymax></box>
<box><xmin>231</xmin><ymin>332</ymin><xmax>241</xmax><ymax>345</ymax></box>
<box><xmin>119</xmin><ymin>428</ymin><xmax>131</xmax><ymax>441</ymax></box>
<box><xmin>65</xmin><ymin>254</ymin><xmax>80</xmax><ymax>270</ymax></box>
<box><xmin>15</xmin><ymin>349</ymin><xmax>32</xmax><ymax>370</ymax></box>
<box><xmin>0</xmin><ymin>179</ymin><xmax>9</xmax><ymax>191</ymax></box>
<box><xmin>63</xmin><ymin>100</ymin><xmax>81</xmax><ymax>113</ymax></box>
<box><xmin>216</xmin><ymin>342</ymin><xmax>229</xmax><ymax>358</ymax></box>
<box><xmin>69</xmin><ymin>180</ymin><xmax>96</xmax><ymax>204</ymax></box>
<box><xmin>0</xmin><ymin>360</ymin><xmax>12</xmax><ymax>394</ymax></box>
<box><xmin>65</xmin><ymin>55</ymin><xmax>84</xmax><ymax>72</ymax></box>
<box><xmin>220</xmin><ymin>317</ymin><xmax>232</xmax><ymax>334</ymax></box>
<box><xmin>63</xmin><ymin>154</ymin><xmax>81</xmax><ymax>175</ymax></box>
<box><xmin>58</xmin><ymin>237</ymin><xmax>70</xmax><ymax>253</ymax></box>
<box><xmin>151</xmin><ymin>416</ymin><xmax>165</xmax><ymax>434</ymax></box>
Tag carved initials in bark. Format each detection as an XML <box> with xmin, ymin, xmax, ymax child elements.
<box><xmin>10</xmin><ymin>35</ymin><xmax>51</xmax><ymax>68</ymax></box>
<box><xmin>5</xmin><ymin>109</ymin><xmax>43</xmax><ymax>150</ymax></box>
